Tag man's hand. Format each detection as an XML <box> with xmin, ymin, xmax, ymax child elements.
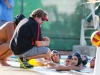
<box><xmin>42</xmin><ymin>37</ymin><xmax>50</xmax><ymax>41</ymax></box>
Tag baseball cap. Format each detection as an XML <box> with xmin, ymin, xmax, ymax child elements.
<box><xmin>42</xmin><ymin>16</ymin><xmax>48</xmax><ymax>21</ymax></box>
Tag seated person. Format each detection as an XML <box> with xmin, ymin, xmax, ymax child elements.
<box><xmin>65</xmin><ymin>55</ymin><xmax>72</xmax><ymax>66</ymax></box>
<box><xmin>90</xmin><ymin>57</ymin><xmax>95</xmax><ymax>68</ymax></box>
<box><xmin>0</xmin><ymin>14</ymin><xmax>25</xmax><ymax>66</ymax></box>
<box><xmin>81</xmin><ymin>54</ymin><xmax>88</xmax><ymax>67</ymax></box>
<box><xmin>51</xmin><ymin>53</ymin><xmax>83</xmax><ymax>71</ymax></box>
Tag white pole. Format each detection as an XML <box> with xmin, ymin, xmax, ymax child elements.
<box><xmin>80</xmin><ymin>19</ymin><xmax>86</xmax><ymax>46</ymax></box>
<box><xmin>94</xmin><ymin>47</ymin><xmax>100</xmax><ymax>75</ymax></box>
<box><xmin>21</xmin><ymin>0</ymin><xmax>24</xmax><ymax>14</ymax></box>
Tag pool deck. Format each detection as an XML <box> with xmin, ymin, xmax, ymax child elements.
<box><xmin>0</xmin><ymin>66</ymin><xmax>93</xmax><ymax>75</ymax></box>
<box><xmin>0</xmin><ymin>62</ymin><xmax>94</xmax><ymax>75</ymax></box>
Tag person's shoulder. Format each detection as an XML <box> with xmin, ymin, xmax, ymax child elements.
<box><xmin>0</xmin><ymin>22</ymin><xmax>14</xmax><ymax>30</ymax></box>
<box><xmin>3</xmin><ymin>22</ymin><xmax>15</xmax><ymax>29</ymax></box>
<box><xmin>6</xmin><ymin>22</ymin><xmax>14</xmax><ymax>26</ymax></box>
<box><xmin>0</xmin><ymin>22</ymin><xmax>13</xmax><ymax>27</ymax></box>
<box><xmin>5</xmin><ymin>21</ymin><xmax>13</xmax><ymax>24</ymax></box>
<box><xmin>28</xmin><ymin>17</ymin><xmax>38</xmax><ymax>25</ymax></box>
<box><xmin>21</xmin><ymin>18</ymin><xmax>34</xmax><ymax>25</ymax></box>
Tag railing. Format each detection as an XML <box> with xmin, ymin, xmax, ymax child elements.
<box><xmin>80</xmin><ymin>2</ymin><xmax>100</xmax><ymax>46</ymax></box>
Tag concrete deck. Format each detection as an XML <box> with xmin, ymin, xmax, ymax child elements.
<box><xmin>0</xmin><ymin>66</ymin><xmax>94</xmax><ymax>75</ymax></box>
<box><xmin>0</xmin><ymin>61</ymin><xmax>94</xmax><ymax>75</ymax></box>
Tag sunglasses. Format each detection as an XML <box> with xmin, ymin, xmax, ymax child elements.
<box><xmin>41</xmin><ymin>17</ymin><xmax>48</xmax><ymax>21</ymax></box>
<box><xmin>41</xmin><ymin>17</ymin><xmax>45</xmax><ymax>21</ymax></box>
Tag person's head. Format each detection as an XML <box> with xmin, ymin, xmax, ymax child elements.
<box><xmin>50</xmin><ymin>50</ymin><xmax>61</xmax><ymax>63</ymax></box>
<box><xmin>30</xmin><ymin>8</ymin><xmax>48</xmax><ymax>25</ymax></box>
<box><xmin>71</xmin><ymin>53</ymin><xmax>82</xmax><ymax>66</ymax></box>
<box><xmin>14</xmin><ymin>14</ymin><xmax>25</xmax><ymax>26</ymax></box>
<box><xmin>90</xmin><ymin>57</ymin><xmax>95</xmax><ymax>68</ymax></box>
<box><xmin>82</xmin><ymin>54</ymin><xmax>88</xmax><ymax>66</ymax></box>
<box><xmin>65</xmin><ymin>55</ymin><xmax>72</xmax><ymax>66</ymax></box>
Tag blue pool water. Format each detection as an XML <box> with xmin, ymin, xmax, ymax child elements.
<box><xmin>7</xmin><ymin>55</ymin><xmax>94</xmax><ymax>74</ymax></box>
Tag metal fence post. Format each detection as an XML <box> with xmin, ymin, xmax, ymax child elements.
<box><xmin>21</xmin><ymin>0</ymin><xmax>24</xmax><ymax>14</ymax></box>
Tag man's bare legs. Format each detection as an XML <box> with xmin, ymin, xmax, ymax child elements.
<box><xmin>0</xmin><ymin>59</ymin><xmax>10</xmax><ymax>66</ymax></box>
<box><xmin>0</xmin><ymin>43</ymin><xmax>12</xmax><ymax>66</ymax></box>
<box><xmin>0</xmin><ymin>50</ymin><xmax>12</xmax><ymax>66</ymax></box>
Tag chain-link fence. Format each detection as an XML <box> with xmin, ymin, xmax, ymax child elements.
<box><xmin>13</xmin><ymin>0</ymin><xmax>100</xmax><ymax>51</ymax></box>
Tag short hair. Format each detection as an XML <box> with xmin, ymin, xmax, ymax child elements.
<box><xmin>30</xmin><ymin>8</ymin><xmax>48</xmax><ymax>18</ymax></box>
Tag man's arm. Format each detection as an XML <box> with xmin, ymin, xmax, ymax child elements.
<box><xmin>45</xmin><ymin>61</ymin><xmax>59</xmax><ymax>68</ymax></box>
<box><xmin>53</xmin><ymin>65</ymin><xmax>82</xmax><ymax>71</ymax></box>
<box><xmin>35</xmin><ymin>41</ymin><xmax>50</xmax><ymax>47</ymax></box>
<box><xmin>4</xmin><ymin>0</ymin><xmax>14</xmax><ymax>9</ymax></box>
<box><xmin>35</xmin><ymin>37</ymin><xmax>50</xmax><ymax>47</ymax></box>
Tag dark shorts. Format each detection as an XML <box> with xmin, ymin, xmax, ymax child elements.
<box><xmin>17</xmin><ymin>46</ymin><xmax>48</xmax><ymax>58</ymax></box>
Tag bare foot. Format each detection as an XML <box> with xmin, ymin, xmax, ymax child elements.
<box><xmin>0</xmin><ymin>59</ymin><xmax>11</xmax><ymax>66</ymax></box>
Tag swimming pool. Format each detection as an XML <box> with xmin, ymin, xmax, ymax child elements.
<box><xmin>8</xmin><ymin>55</ymin><xmax>93</xmax><ymax>61</ymax></box>
<box><xmin>7</xmin><ymin>55</ymin><xmax>94</xmax><ymax>74</ymax></box>
<box><xmin>8</xmin><ymin>55</ymin><xmax>93</xmax><ymax>66</ymax></box>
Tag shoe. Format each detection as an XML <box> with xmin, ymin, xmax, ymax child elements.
<box><xmin>20</xmin><ymin>63</ymin><xmax>33</xmax><ymax>69</ymax></box>
<box><xmin>18</xmin><ymin>57</ymin><xmax>33</xmax><ymax>69</ymax></box>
